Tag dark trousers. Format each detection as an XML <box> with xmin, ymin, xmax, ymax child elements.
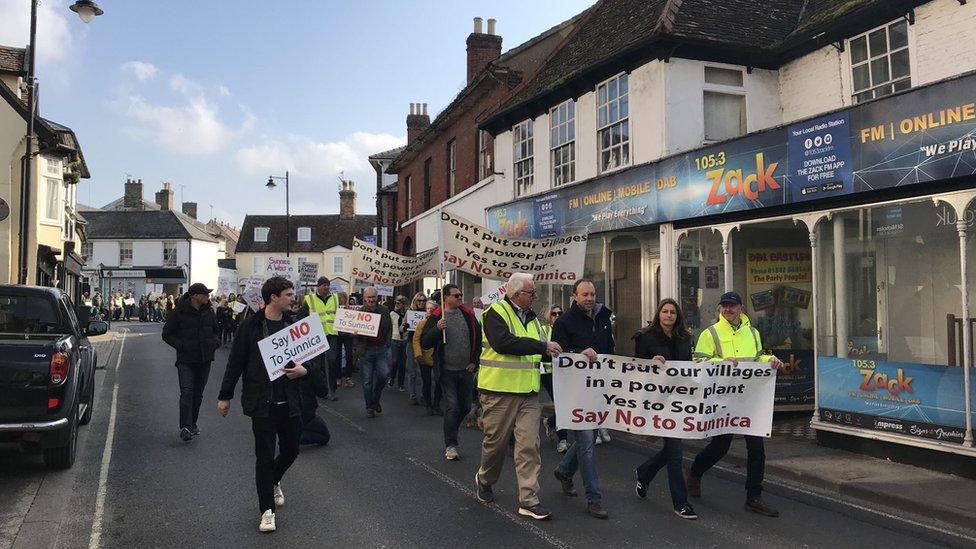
<box><xmin>389</xmin><ymin>340</ymin><xmax>406</xmax><ymax>388</ymax></box>
<box><xmin>691</xmin><ymin>434</ymin><xmax>765</xmax><ymax>499</ymax></box>
<box><xmin>540</xmin><ymin>373</ymin><xmax>568</xmax><ymax>442</ymax></box>
<box><xmin>637</xmin><ymin>437</ymin><xmax>688</xmax><ymax>509</ymax></box>
<box><xmin>338</xmin><ymin>335</ymin><xmax>355</xmax><ymax>377</ymax></box>
<box><xmin>251</xmin><ymin>403</ymin><xmax>302</xmax><ymax>513</ymax></box>
<box><xmin>325</xmin><ymin>335</ymin><xmax>342</xmax><ymax>391</ymax></box>
<box><xmin>176</xmin><ymin>362</ymin><xmax>211</xmax><ymax>430</ymax></box>
<box><xmin>440</xmin><ymin>369</ymin><xmax>474</xmax><ymax>447</ymax></box>
<box><xmin>420</xmin><ymin>365</ymin><xmax>442</xmax><ymax>409</ymax></box>
<box><xmin>300</xmin><ymin>414</ymin><xmax>331</xmax><ymax>445</ymax></box>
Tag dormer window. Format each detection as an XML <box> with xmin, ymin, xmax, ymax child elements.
<box><xmin>297</xmin><ymin>227</ymin><xmax>311</xmax><ymax>242</ymax></box>
<box><xmin>254</xmin><ymin>227</ymin><xmax>269</xmax><ymax>242</ymax></box>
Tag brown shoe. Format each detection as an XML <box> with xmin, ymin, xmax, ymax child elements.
<box><xmin>686</xmin><ymin>470</ymin><xmax>701</xmax><ymax>498</ymax></box>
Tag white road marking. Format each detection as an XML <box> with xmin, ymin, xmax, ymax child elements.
<box><xmin>406</xmin><ymin>456</ymin><xmax>573</xmax><ymax>549</ymax></box>
<box><xmin>320</xmin><ymin>404</ymin><xmax>367</xmax><ymax>433</ymax></box>
<box><xmin>88</xmin><ymin>330</ymin><xmax>126</xmax><ymax>549</ymax></box>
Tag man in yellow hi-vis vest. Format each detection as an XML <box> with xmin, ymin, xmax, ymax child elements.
<box><xmin>475</xmin><ymin>273</ymin><xmax>562</xmax><ymax>521</ymax></box>
<box><xmin>298</xmin><ymin>277</ymin><xmax>339</xmax><ymax>397</ymax></box>
<box><xmin>687</xmin><ymin>291</ymin><xmax>784</xmax><ymax>518</ymax></box>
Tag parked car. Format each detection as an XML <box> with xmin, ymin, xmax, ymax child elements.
<box><xmin>0</xmin><ymin>285</ymin><xmax>107</xmax><ymax>469</ymax></box>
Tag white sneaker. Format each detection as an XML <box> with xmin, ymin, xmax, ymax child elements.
<box><xmin>273</xmin><ymin>483</ymin><xmax>284</xmax><ymax>507</ymax></box>
<box><xmin>594</xmin><ymin>434</ymin><xmax>603</xmax><ymax>446</ymax></box>
<box><xmin>600</xmin><ymin>429</ymin><xmax>611</xmax><ymax>443</ymax></box>
<box><xmin>556</xmin><ymin>439</ymin><xmax>569</xmax><ymax>453</ymax></box>
<box><xmin>259</xmin><ymin>510</ymin><xmax>276</xmax><ymax>533</ymax></box>
<box><xmin>445</xmin><ymin>446</ymin><xmax>460</xmax><ymax>461</ymax></box>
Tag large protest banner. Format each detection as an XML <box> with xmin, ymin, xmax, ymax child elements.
<box><xmin>350</xmin><ymin>238</ymin><xmax>440</xmax><ymax>286</ymax></box>
<box><xmin>439</xmin><ymin>211</ymin><xmax>586</xmax><ymax>284</ymax></box>
<box><xmin>553</xmin><ymin>353</ymin><xmax>775</xmax><ymax>438</ymax></box>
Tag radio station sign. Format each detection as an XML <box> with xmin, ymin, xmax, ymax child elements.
<box><xmin>489</xmin><ymin>72</ymin><xmax>976</xmax><ymax>237</ymax></box>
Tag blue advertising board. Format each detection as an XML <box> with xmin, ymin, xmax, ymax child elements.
<box><xmin>818</xmin><ymin>356</ymin><xmax>975</xmax><ymax>443</ymax></box>
<box><xmin>488</xmin><ymin>72</ymin><xmax>976</xmax><ymax>237</ymax></box>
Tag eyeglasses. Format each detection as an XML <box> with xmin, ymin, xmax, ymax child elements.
<box><xmin>518</xmin><ymin>289</ymin><xmax>537</xmax><ymax>297</ymax></box>
<box><xmin>551</xmin><ymin>311</ymin><xmax>562</xmax><ymax>316</ymax></box>
<box><xmin>418</xmin><ymin>299</ymin><xmax>427</xmax><ymax>303</ymax></box>
<box><xmin>449</xmin><ymin>293</ymin><xmax>462</xmax><ymax>298</ymax></box>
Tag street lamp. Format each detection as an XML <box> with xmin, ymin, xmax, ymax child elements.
<box><xmin>266</xmin><ymin>171</ymin><xmax>290</xmax><ymax>257</ymax></box>
<box><xmin>17</xmin><ymin>0</ymin><xmax>104</xmax><ymax>285</ymax></box>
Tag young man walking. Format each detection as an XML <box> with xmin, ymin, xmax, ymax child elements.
<box><xmin>421</xmin><ymin>284</ymin><xmax>481</xmax><ymax>461</ymax></box>
<box><xmin>162</xmin><ymin>283</ymin><xmax>219</xmax><ymax>442</ymax></box>
<box><xmin>217</xmin><ymin>276</ymin><xmax>317</xmax><ymax>533</ymax></box>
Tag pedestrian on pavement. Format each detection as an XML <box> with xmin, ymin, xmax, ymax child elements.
<box><xmin>550</xmin><ymin>279</ymin><xmax>614</xmax><ymax>519</ymax></box>
<box><xmin>165</xmin><ymin>294</ymin><xmax>176</xmax><ymax>318</ymax></box>
<box><xmin>632</xmin><ymin>298</ymin><xmax>698</xmax><ymax>520</ymax></box>
<box><xmin>414</xmin><ymin>299</ymin><xmax>442</xmax><ymax>415</ymax></box>
<box><xmin>356</xmin><ymin>287</ymin><xmax>393</xmax><ymax>418</ymax></box>
<box><xmin>403</xmin><ymin>292</ymin><xmax>427</xmax><ymax>405</ymax></box>
<box><xmin>298</xmin><ymin>277</ymin><xmax>339</xmax><ymax>398</ymax></box>
<box><xmin>217</xmin><ymin>276</ymin><xmax>313</xmax><ymax>533</ymax></box>
<box><xmin>162</xmin><ymin>283</ymin><xmax>220</xmax><ymax>442</ymax></box>
<box><xmin>540</xmin><ymin>305</ymin><xmax>570</xmax><ymax>453</ymax></box>
<box><xmin>389</xmin><ymin>296</ymin><xmax>409</xmax><ymax>392</ymax></box>
<box><xmin>475</xmin><ymin>272</ymin><xmax>561</xmax><ymax>521</ymax></box>
<box><xmin>421</xmin><ymin>284</ymin><xmax>481</xmax><ymax>461</ymax></box>
<box><xmin>686</xmin><ymin>291</ymin><xmax>784</xmax><ymax>518</ymax></box>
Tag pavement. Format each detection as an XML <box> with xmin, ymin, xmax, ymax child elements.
<box><xmin>1</xmin><ymin>322</ymin><xmax>975</xmax><ymax>548</ymax></box>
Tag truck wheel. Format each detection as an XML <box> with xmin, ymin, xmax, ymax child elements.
<box><xmin>79</xmin><ymin>377</ymin><xmax>95</xmax><ymax>426</ymax></box>
<box><xmin>44</xmin><ymin>406</ymin><xmax>78</xmax><ymax>470</ymax></box>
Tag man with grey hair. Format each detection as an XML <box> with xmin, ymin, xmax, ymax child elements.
<box><xmin>475</xmin><ymin>273</ymin><xmax>562</xmax><ymax>521</ymax></box>
<box><xmin>356</xmin><ymin>286</ymin><xmax>393</xmax><ymax>418</ymax></box>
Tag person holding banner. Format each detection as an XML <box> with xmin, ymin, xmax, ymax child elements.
<box><xmin>550</xmin><ymin>279</ymin><xmax>614</xmax><ymax>520</ymax></box>
<box><xmin>632</xmin><ymin>298</ymin><xmax>698</xmax><ymax>520</ymax></box>
<box><xmin>217</xmin><ymin>276</ymin><xmax>314</xmax><ymax>533</ymax></box>
<box><xmin>687</xmin><ymin>291</ymin><xmax>784</xmax><ymax>518</ymax></box>
<box><xmin>356</xmin><ymin>287</ymin><xmax>393</xmax><ymax>418</ymax></box>
<box><xmin>298</xmin><ymin>277</ymin><xmax>340</xmax><ymax>399</ymax></box>
<box><xmin>475</xmin><ymin>273</ymin><xmax>561</xmax><ymax>521</ymax></box>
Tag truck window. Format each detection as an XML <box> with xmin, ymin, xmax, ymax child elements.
<box><xmin>0</xmin><ymin>295</ymin><xmax>63</xmax><ymax>334</ymax></box>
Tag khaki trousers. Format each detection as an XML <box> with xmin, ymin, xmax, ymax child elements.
<box><xmin>476</xmin><ymin>392</ymin><xmax>542</xmax><ymax>507</ymax></box>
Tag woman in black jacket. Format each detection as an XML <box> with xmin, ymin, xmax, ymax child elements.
<box><xmin>632</xmin><ymin>298</ymin><xmax>698</xmax><ymax>520</ymax></box>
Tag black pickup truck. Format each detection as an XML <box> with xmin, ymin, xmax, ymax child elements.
<box><xmin>0</xmin><ymin>285</ymin><xmax>107</xmax><ymax>469</ymax></box>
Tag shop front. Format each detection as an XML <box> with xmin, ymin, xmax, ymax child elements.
<box><xmin>487</xmin><ymin>71</ymin><xmax>976</xmax><ymax>459</ymax></box>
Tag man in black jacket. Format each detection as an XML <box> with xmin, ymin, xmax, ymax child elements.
<box><xmin>421</xmin><ymin>283</ymin><xmax>482</xmax><ymax>461</ymax></box>
<box><xmin>551</xmin><ymin>279</ymin><xmax>614</xmax><ymax>519</ymax></box>
<box><xmin>162</xmin><ymin>283</ymin><xmax>219</xmax><ymax>442</ymax></box>
<box><xmin>217</xmin><ymin>276</ymin><xmax>315</xmax><ymax>534</ymax></box>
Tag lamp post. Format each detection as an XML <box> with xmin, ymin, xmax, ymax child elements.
<box><xmin>266</xmin><ymin>171</ymin><xmax>290</xmax><ymax>257</ymax></box>
<box><xmin>17</xmin><ymin>0</ymin><xmax>103</xmax><ymax>285</ymax></box>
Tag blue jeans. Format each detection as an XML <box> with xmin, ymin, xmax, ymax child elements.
<box><xmin>176</xmin><ymin>362</ymin><xmax>211</xmax><ymax>430</ymax></box>
<box><xmin>558</xmin><ymin>429</ymin><xmax>602</xmax><ymax>503</ymax></box>
<box><xmin>300</xmin><ymin>414</ymin><xmax>331</xmax><ymax>445</ymax></box>
<box><xmin>403</xmin><ymin>347</ymin><xmax>422</xmax><ymax>398</ymax></box>
<box><xmin>637</xmin><ymin>437</ymin><xmax>687</xmax><ymax>509</ymax></box>
<box><xmin>359</xmin><ymin>346</ymin><xmax>391</xmax><ymax>410</ymax></box>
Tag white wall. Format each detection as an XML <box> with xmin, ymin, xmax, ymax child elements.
<box><xmin>630</xmin><ymin>60</ymin><xmax>666</xmax><ymax>164</ymax></box>
<box><xmin>132</xmin><ymin>241</ymin><xmax>161</xmax><ymax>266</ymax></box>
<box><xmin>91</xmin><ymin>241</ymin><xmax>119</xmax><ymax>267</ymax></box>
<box><xmin>189</xmin><ymin>239</ymin><xmax>219</xmax><ymax>290</ymax></box>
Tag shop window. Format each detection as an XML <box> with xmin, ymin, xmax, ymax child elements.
<box><xmin>850</xmin><ymin>19</ymin><xmax>910</xmax><ymax>103</ymax></box>
<box><xmin>677</xmin><ymin>230</ymin><xmax>724</xmax><ymax>333</ymax></box>
<box><xmin>542</xmin><ymin>238</ymin><xmax>606</xmax><ymax>324</ymax></box>
<box><xmin>513</xmin><ymin>119</ymin><xmax>534</xmax><ymax>196</ymax></box>
<box><xmin>550</xmin><ymin>100</ymin><xmax>576</xmax><ymax>187</ymax></box>
<box><xmin>597</xmin><ymin>73</ymin><xmax>630</xmax><ymax>172</ymax></box>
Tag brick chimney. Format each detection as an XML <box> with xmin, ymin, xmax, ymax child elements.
<box><xmin>182</xmin><ymin>201</ymin><xmax>198</xmax><ymax>219</ymax></box>
<box><xmin>155</xmin><ymin>182</ymin><xmax>175</xmax><ymax>211</ymax></box>
<box><xmin>123</xmin><ymin>178</ymin><xmax>143</xmax><ymax>209</ymax></box>
<box><xmin>406</xmin><ymin>102</ymin><xmax>430</xmax><ymax>144</ymax></box>
<box><xmin>339</xmin><ymin>180</ymin><xmax>356</xmax><ymax>219</ymax></box>
<box><xmin>467</xmin><ymin>17</ymin><xmax>502</xmax><ymax>83</ymax></box>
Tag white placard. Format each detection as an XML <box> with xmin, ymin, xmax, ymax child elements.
<box><xmin>480</xmin><ymin>285</ymin><xmax>507</xmax><ymax>305</ymax></box>
<box><xmin>334</xmin><ymin>307</ymin><xmax>381</xmax><ymax>337</ymax></box>
<box><xmin>375</xmin><ymin>283</ymin><xmax>394</xmax><ymax>297</ymax></box>
<box><xmin>350</xmin><ymin>238</ymin><xmax>440</xmax><ymax>286</ymax></box>
<box><xmin>299</xmin><ymin>262</ymin><xmax>319</xmax><ymax>285</ymax></box>
<box><xmin>406</xmin><ymin>310</ymin><xmax>425</xmax><ymax>331</ymax></box>
<box><xmin>243</xmin><ymin>276</ymin><xmax>265</xmax><ymax>312</ymax></box>
<box><xmin>232</xmin><ymin>302</ymin><xmax>247</xmax><ymax>314</ymax></box>
<box><xmin>123</xmin><ymin>298</ymin><xmax>135</xmax><ymax>305</ymax></box>
<box><xmin>257</xmin><ymin>318</ymin><xmax>330</xmax><ymax>381</ymax></box>
<box><xmin>439</xmin><ymin>210</ymin><xmax>586</xmax><ymax>284</ymax></box>
<box><xmin>265</xmin><ymin>256</ymin><xmax>296</xmax><ymax>282</ymax></box>
<box><xmin>553</xmin><ymin>353</ymin><xmax>775</xmax><ymax>439</ymax></box>
<box><xmin>217</xmin><ymin>267</ymin><xmax>238</xmax><ymax>296</ymax></box>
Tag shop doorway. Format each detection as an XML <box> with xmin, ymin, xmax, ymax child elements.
<box><xmin>610</xmin><ymin>236</ymin><xmax>642</xmax><ymax>348</ymax></box>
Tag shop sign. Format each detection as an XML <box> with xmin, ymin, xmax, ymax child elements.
<box><xmin>489</xmin><ymin>72</ymin><xmax>976</xmax><ymax>237</ymax></box>
<box><xmin>818</xmin><ymin>356</ymin><xmax>976</xmax><ymax>444</ymax></box>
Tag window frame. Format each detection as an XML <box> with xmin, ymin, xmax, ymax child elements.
<box><xmin>297</xmin><ymin>227</ymin><xmax>312</xmax><ymax>242</ymax></box>
<box><xmin>423</xmin><ymin>158</ymin><xmax>432</xmax><ymax>210</ymax></box>
<box><xmin>596</xmin><ymin>72</ymin><xmax>631</xmax><ymax>174</ymax></box>
<box><xmin>118</xmin><ymin>241</ymin><xmax>133</xmax><ymax>268</ymax></box>
<box><xmin>43</xmin><ymin>177</ymin><xmax>62</xmax><ymax>223</ymax></box>
<box><xmin>847</xmin><ymin>19</ymin><xmax>912</xmax><ymax>104</ymax></box>
<box><xmin>513</xmin><ymin>119</ymin><xmax>535</xmax><ymax>197</ymax></box>
<box><xmin>254</xmin><ymin>227</ymin><xmax>270</xmax><ymax>242</ymax></box>
<box><xmin>702</xmin><ymin>65</ymin><xmax>747</xmax><ymax>144</ymax></box>
<box><xmin>333</xmin><ymin>256</ymin><xmax>344</xmax><ymax>274</ymax></box>
<box><xmin>447</xmin><ymin>138</ymin><xmax>457</xmax><ymax>197</ymax></box>
<box><xmin>550</xmin><ymin>99</ymin><xmax>576</xmax><ymax>187</ymax></box>
<box><xmin>478</xmin><ymin>130</ymin><xmax>493</xmax><ymax>181</ymax></box>
<box><xmin>406</xmin><ymin>175</ymin><xmax>413</xmax><ymax>219</ymax></box>
<box><xmin>81</xmin><ymin>241</ymin><xmax>93</xmax><ymax>262</ymax></box>
<box><xmin>162</xmin><ymin>241</ymin><xmax>178</xmax><ymax>267</ymax></box>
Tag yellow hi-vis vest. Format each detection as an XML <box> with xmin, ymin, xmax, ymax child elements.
<box><xmin>479</xmin><ymin>300</ymin><xmax>544</xmax><ymax>393</ymax></box>
<box><xmin>304</xmin><ymin>292</ymin><xmax>338</xmax><ymax>336</ymax></box>
<box><xmin>541</xmin><ymin>324</ymin><xmax>553</xmax><ymax>374</ymax></box>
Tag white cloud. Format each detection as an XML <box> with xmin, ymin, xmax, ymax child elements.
<box><xmin>0</xmin><ymin>0</ymin><xmax>74</xmax><ymax>67</ymax></box>
<box><xmin>235</xmin><ymin>132</ymin><xmax>405</xmax><ymax>180</ymax></box>
<box><xmin>121</xmin><ymin>61</ymin><xmax>158</xmax><ymax>82</ymax></box>
<box><xmin>216</xmin><ymin>85</ymin><xmax>231</xmax><ymax>97</ymax></box>
<box><xmin>169</xmin><ymin>73</ymin><xmax>202</xmax><ymax>95</ymax></box>
<box><xmin>123</xmin><ymin>95</ymin><xmax>250</xmax><ymax>156</ymax></box>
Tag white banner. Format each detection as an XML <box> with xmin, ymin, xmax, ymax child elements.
<box><xmin>439</xmin><ymin>211</ymin><xmax>586</xmax><ymax>284</ymax></box>
<box><xmin>350</xmin><ymin>238</ymin><xmax>440</xmax><ymax>286</ymax></box>
<box><xmin>257</xmin><ymin>318</ymin><xmax>329</xmax><ymax>381</ymax></box>
<box><xmin>265</xmin><ymin>256</ymin><xmax>296</xmax><ymax>282</ymax></box>
<box><xmin>334</xmin><ymin>307</ymin><xmax>381</xmax><ymax>337</ymax></box>
<box><xmin>217</xmin><ymin>268</ymin><xmax>238</xmax><ymax>296</ymax></box>
<box><xmin>405</xmin><ymin>309</ymin><xmax>425</xmax><ymax>331</ymax></box>
<box><xmin>553</xmin><ymin>354</ymin><xmax>775</xmax><ymax>439</ymax></box>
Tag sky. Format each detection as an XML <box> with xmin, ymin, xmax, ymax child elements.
<box><xmin>0</xmin><ymin>0</ymin><xmax>594</xmax><ymax>228</ymax></box>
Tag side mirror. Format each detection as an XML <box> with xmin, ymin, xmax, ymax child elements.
<box><xmin>86</xmin><ymin>320</ymin><xmax>109</xmax><ymax>337</ymax></box>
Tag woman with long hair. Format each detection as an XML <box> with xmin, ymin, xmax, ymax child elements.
<box><xmin>413</xmin><ymin>298</ymin><xmax>442</xmax><ymax>415</ymax></box>
<box><xmin>403</xmin><ymin>292</ymin><xmax>428</xmax><ymax>405</ymax></box>
<box><xmin>632</xmin><ymin>298</ymin><xmax>698</xmax><ymax>520</ymax></box>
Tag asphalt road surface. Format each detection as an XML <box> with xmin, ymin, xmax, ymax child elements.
<box><xmin>1</xmin><ymin>322</ymin><xmax>969</xmax><ymax>548</ymax></box>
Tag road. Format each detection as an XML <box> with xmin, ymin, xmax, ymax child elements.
<box><xmin>0</xmin><ymin>322</ymin><xmax>970</xmax><ymax>548</ymax></box>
